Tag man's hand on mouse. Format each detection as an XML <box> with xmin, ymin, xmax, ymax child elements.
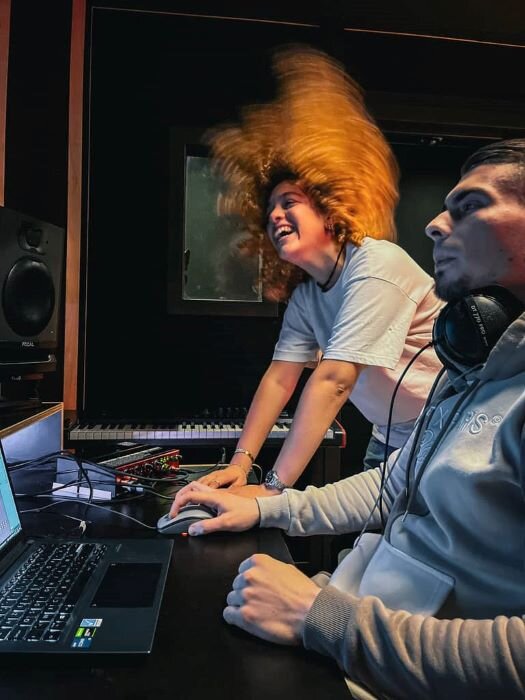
<box><xmin>223</xmin><ymin>554</ymin><xmax>322</xmax><ymax>645</ymax></box>
<box><xmin>170</xmin><ymin>481</ymin><xmax>260</xmax><ymax>535</ymax></box>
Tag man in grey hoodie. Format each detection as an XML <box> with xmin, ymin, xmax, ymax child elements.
<box><xmin>171</xmin><ymin>138</ymin><xmax>525</xmax><ymax>699</ymax></box>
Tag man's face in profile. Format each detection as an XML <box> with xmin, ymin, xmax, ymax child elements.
<box><xmin>425</xmin><ymin>163</ymin><xmax>525</xmax><ymax>303</ymax></box>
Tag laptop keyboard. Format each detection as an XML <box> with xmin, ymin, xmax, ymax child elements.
<box><xmin>0</xmin><ymin>542</ymin><xmax>107</xmax><ymax>643</ymax></box>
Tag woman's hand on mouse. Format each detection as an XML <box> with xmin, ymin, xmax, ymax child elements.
<box><xmin>197</xmin><ymin>464</ymin><xmax>248</xmax><ymax>489</ymax></box>
<box><xmin>170</xmin><ymin>481</ymin><xmax>260</xmax><ymax>535</ymax></box>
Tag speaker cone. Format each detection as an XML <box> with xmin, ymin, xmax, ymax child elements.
<box><xmin>2</xmin><ymin>257</ymin><xmax>55</xmax><ymax>337</ymax></box>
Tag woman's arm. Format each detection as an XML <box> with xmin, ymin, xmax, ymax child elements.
<box><xmin>199</xmin><ymin>359</ymin><xmax>306</xmax><ymax>487</ymax></box>
<box><xmin>227</xmin><ymin>358</ymin><xmax>363</xmax><ymax>497</ymax></box>
<box><xmin>263</xmin><ymin>358</ymin><xmax>363</xmax><ymax>488</ymax></box>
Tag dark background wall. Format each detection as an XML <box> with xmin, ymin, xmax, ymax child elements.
<box><xmin>3</xmin><ymin>0</ymin><xmax>72</xmax><ymax>400</ymax></box>
<box><xmin>4</xmin><ymin>0</ymin><xmax>525</xmax><ymax>470</ymax></box>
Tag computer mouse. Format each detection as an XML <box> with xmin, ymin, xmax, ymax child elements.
<box><xmin>157</xmin><ymin>504</ymin><xmax>216</xmax><ymax>535</ymax></box>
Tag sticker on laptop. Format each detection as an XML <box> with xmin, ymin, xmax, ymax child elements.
<box><xmin>71</xmin><ymin>637</ymin><xmax>92</xmax><ymax>649</ymax></box>
<box><xmin>71</xmin><ymin>619</ymin><xmax>103</xmax><ymax>648</ymax></box>
<box><xmin>79</xmin><ymin>618</ymin><xmax>103</xmax><ymax>628</ymax></box>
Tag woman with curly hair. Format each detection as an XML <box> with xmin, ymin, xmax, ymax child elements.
<box><xmin>195</xmin><ymin>46</ymin><xmax>443</xmax><ymax>496</ymax></box>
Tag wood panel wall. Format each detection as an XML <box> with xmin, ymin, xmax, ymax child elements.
<box><xmin>64</xmin><ymin>0</ymin><xmax>85</xmax><ymax>411</ymax></box>
<box><xmin>0</xmin><ymin>0</ymin><xmax>10</xmax><ymax>206</ymax></box>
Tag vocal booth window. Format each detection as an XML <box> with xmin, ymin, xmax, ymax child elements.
<box><xmin>167</xmin><ymin>129</ymin><xmax>278</xmax><ymax>318</ymax></box>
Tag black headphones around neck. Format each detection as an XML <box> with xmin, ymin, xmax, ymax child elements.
<box><xmin>432</xmin><ymin>286</ymin><xmax>524</xmax><ymax>369</ymax></box>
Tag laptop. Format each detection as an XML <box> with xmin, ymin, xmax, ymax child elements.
<box><xmin>0</xmin><ymin>439</ymin><xmax>173</xmax><ymax>660</ymax></box>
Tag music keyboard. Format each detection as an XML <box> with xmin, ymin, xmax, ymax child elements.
<box><xmin>66</xmin><ymin>418</ymin><xmax>346</xmax><ymax>447</ymax></box>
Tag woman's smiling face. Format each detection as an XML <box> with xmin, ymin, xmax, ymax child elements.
<box><xmin>265</xmin><ymin>181</ymin><xmax>331</xmax><ymax>266</ymax></box>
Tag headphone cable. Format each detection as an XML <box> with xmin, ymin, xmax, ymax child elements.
<box><xmin>378</xmin><ymin>342</ymin><xmax>433</xmax><ymax>530</ymax></box>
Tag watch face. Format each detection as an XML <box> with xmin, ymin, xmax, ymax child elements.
<box><xmin>264</xmin><ymin>470</ymin><xmax>286</xmax><ymax>490</ymax></box>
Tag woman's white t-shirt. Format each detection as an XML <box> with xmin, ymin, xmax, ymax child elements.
<box><xmin>273</xmin><ymin>238</ymin><xmax>444</xmax><ymax>447</ymax></box>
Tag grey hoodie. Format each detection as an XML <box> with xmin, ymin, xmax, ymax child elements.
<box><xmin>257</xmin><ymin>313</ymin><xmax>525</xmax><ymax>699</ymax></box>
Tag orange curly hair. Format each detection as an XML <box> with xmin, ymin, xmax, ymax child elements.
<box><xmin>206</xmin><ymin>46</ymin><xmax>399</xmax><ymax>302</ymax></box>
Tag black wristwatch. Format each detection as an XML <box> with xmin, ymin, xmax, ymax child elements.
<box><xmin>263</xmin><ymin>469</ymin><xmax>290</xmax><ymax>491</ymax></box>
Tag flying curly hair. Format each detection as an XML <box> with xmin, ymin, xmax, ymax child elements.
<box><xmin>206</xmin><ymin>46</ymin><xmax>399</xmax><ymax>302</ymax></box>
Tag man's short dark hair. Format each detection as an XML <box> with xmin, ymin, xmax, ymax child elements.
<box><xmin>461</xmin><ymin>138</ymin><xmax>525</xmax><ymax>199</ymax></box>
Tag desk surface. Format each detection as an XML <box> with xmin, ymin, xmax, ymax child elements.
<box><xmin>1</xmin><ymin>469</ymin><xmax>350</xmax><ymax>700</ymax></box>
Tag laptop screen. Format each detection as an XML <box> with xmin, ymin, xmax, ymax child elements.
<box><xmin>0</xmin><ymin>442</ymin><xmax>22</xmax><ymax>552</ymax></box>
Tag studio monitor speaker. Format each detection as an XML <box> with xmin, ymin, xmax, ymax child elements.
<box><xmin>0</xmin><ymin>206</ymin><xmax>65</xmax><ymax>351</ymax></box>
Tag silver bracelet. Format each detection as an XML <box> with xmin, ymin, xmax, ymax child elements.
<box><xmin>233</xmin><ymin>447</ymin><xmax>255</xmax><ymax>462</ymax></box>
<box><xmin>263</xmin><ymin>469</ymin><xmax>290</xmax><ymax>492</ymax></box>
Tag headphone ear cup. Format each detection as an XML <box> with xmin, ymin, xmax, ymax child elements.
<box><xmin>433</xmin><ymin>287</ymin><xmax>524</xmax><ymax>369</ymax></box>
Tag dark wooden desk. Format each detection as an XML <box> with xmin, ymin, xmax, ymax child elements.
<box><xmin>1</xmin><ymin>468</ymin><xmax>350</xmax><ymax>700</ymax></box>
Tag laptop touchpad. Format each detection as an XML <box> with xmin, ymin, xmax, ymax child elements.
<box><xmin>91</xmin><ymin>563</ymin><xmax>162</xmax><ymax>607</ymax></box>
